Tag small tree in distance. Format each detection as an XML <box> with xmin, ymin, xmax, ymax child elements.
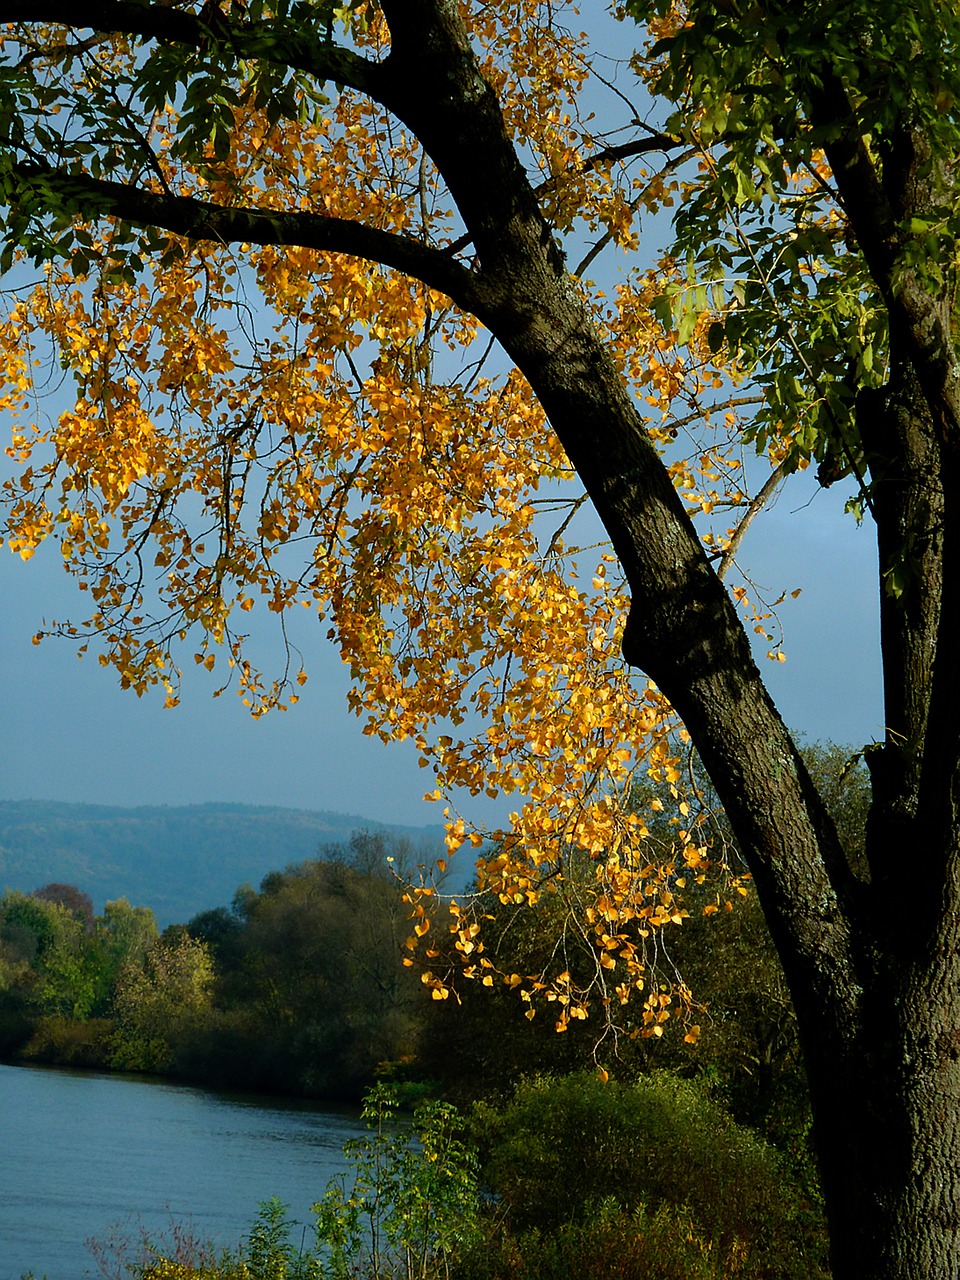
<box><xmin>31</xmin><ymin>883</ymin><xmax>95</xmax><ymax>930</ymax></box>
<box><xmin>2</xmin><ymin>4</ymin><xmax>960</xmax><ymax>1275</ymax></box>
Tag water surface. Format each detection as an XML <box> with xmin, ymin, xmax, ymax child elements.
<box><xmin>1</xmin><ymin>1062</ymin><xmax>366</xmax><ymax>1280</ymax></box>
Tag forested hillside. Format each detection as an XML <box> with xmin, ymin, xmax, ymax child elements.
<box><xmin>0</xmin><ymin>801</ymin><xmax>445</xmax><ymax>924</ymax></box>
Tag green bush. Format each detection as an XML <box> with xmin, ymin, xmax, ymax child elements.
<box><xmin>313</xmin><ymin>1085</ymin><xmax>481</xmax><ymax>1280</ymax></box>
<box><xmin>469</xmin><ymin>1072</ymin><xmax>828</xmax><ymax>1280</ymax></box>
<box><xmin>22</xmin><ymin>1015</ymin><xmax>114</xmax><ymax>1067</ymax></box>
<box><xmin>453</xmin><ymin>1199</ymin><xmax>731</xmax><ymax>1280</ymax></box>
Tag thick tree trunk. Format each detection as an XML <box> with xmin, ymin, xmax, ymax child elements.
<box><xmin>800</xmin><ymin>968</ymin><xmax>960</xmax><ymax>1278</ymax></box>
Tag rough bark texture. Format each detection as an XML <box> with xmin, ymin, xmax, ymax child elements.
<box><xmin>4</xmin><ymin>2</ymin><xmax>960</xmax><ymax>1275</ymax></box>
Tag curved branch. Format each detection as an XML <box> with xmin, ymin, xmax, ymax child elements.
<box><xmin>0</xmin><ymin>0</ymin><xmax>384</xmax><ymax>97</ymax></box>
<box><xmin>7</xmin><ymin>160</ymin><xmax>480</xmax><ymax>309</ymax></box>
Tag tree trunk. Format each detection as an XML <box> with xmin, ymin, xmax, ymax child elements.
<box><xmin>799</xmin><ymin>964</ymin><xmax>960</xmax><ymax>1278</ymax></box>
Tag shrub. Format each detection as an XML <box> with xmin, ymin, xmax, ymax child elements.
<box><xmin>453</xmin><ymin>1199</ymin><xmax>731</xmax><ymax>1280</ymax></box>
<box><xmin>22</xmin><ymin>1015</ymin><xmax>113</xmax><ymax>1067</ymax></box>
<box><xmin>313</xmin><ymin>1085</ymin><xmax>482</xmax><ymax>1280</ymax></box>
<box><xmin>469</xmin><ymin>1072</ymin><xmax>828</xmax><ymax>1280</ymax></box>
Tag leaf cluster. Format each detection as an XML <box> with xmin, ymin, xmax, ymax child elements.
<box><xmin>630</xmin><ymin>0</ymin><xmax>960</xmax><ymax>483</ymax></box>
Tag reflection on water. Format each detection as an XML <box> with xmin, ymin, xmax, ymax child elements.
<box><xmin>0</xmin><ymin>1062</ymin><xmax>366</xmax><ymax>1280</ymax></box>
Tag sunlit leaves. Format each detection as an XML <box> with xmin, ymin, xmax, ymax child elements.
<box><xmin>624</xmin><ymin>0</ymin><xmax>931</xmax><ymax>486</ymax></box>
<box><xmin>0</xmin><ymin>1</ymin><xmax>771</xmax><ymax>1039</ymax></box>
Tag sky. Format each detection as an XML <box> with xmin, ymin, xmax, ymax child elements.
<box><xmin>0</xmin><ymin>451</ymin><xmax>883</xmax><ymax>828</ymax></box>
<box><xmin>0</xmin><ymin>8</ymin><xmax>886</xmax><ymax>831</ymax></box>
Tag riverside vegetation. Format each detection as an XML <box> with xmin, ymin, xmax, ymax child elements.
<box><xmin>6</xmin><ymin>753</ymin><xmax>863</xmax><ymax>1278</ymax></box>
<box><xmin>1</xmin><ymin>831</ymin><xmax>427</xmax><ymax>1098</ymax></box>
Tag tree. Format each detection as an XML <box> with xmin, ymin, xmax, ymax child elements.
<box><xmin>0</xmin><ymin>891</ymin><xmax>58</xmax><ymax>968</ymax></box>
<box><xmin>0</xmin><ymin>890</ymin><xmax>152</xmax><ymax>1018</ymax></box>
<box><xmin>31</xmin><ymin>882</ymin><xmax>95</xmax><ymax>929</ymax></box>
<box><xmin>0</xmin><ymin>889</ymin><xmax>102</xmax><ymax>1017</ymax></box>
<box><xmin>203</xmin><ymin>855</ymin><xmax>423</xmax><ymax>1095</ymax></box>
<box><xmin>111</xmin><ymin>930</ymin><xmax>214</xmax><ymax>1071</ymax></box>
<box><xmin>99</xmin><ymin>897</ymin><xmax>160</xmax><ymax>973</ymax></box>
<box><xmin>1</xmin><ymin>3</ymin><xmax>958</xmax><ymax>1274</ymax></box>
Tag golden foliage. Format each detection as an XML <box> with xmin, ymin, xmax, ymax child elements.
<box><xmin>1</xmin><ymin>1</ymin><xmax>776</xmax><ymax>1039</ymax></box>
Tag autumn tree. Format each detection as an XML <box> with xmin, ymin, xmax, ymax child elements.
<box><xmin>1</xmin><ymin>2</ymin><xmax>959</xmax><ymax>1275</ymax></box>
<box><xmin>31</xmin><ymin>882</ymin><xmax>96</xmax><ymax>929</ymax></box>
<box><xmin>111</xmin><ymin>930</ymin><xmax>214</xmax><ymax>1071</ymax></box>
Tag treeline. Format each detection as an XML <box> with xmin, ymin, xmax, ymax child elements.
<box><xmin>0</xmin><ymin>831</ymin><xmax>428</xmax><ymax>1097</ymax></box>
<box><xmin>0</xmin><ymin>817</ymin><xmax>811</xmax><ymax>1158</ymax></box>
<box><xmin>2</xmin><ymin>749</ymin><xmax>865</xmax><ymax>1138</ymax></box>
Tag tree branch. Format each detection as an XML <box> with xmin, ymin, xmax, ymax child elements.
<box><xmin>7</xmin><ymin>160</ymin><xmax>479</xmax><ymax>308</ymax></box>
<box><xmin>806</xmin><ymin>66</ymin><xmax>960</xmax><ymax>439</ymax></box>
<box><xmin>716</xmin><ymin>459</ymin><xmax>791</xmax><ymax>581</ymax></box>
<box><xmin>376</xmin><ymin>0</ymin><xmax>557</xmax><ymax>279</ymax></box>
<box><xmin>577</xmin><ymin>134</ymin><xmax>683</xmax><ymax>171</ymax></box>
<box><xmin>0</xmin><ymin>0</ymin><xmax>384</xmax><ymax>97</ymax></box>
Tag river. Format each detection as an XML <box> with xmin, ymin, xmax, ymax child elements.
<box><xmin>0</xmin><ymin>1062</ymin><xmax>369</xmax><ymax>1280</ymax></box>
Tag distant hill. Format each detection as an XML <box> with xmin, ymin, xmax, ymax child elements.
<box><xmin>0</xmin><ymin>800</ymin><xmax>447</xmax><ymax>926</ymax></box>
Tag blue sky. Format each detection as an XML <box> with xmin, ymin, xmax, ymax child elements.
<box><xmin>1</xmin><ymin>450</ymin><xmax>882</xmax><ymax>828</ymax></box>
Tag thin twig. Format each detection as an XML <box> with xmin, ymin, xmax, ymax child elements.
<box><xmin>716</xmin><ymin>458</ymin><xmax>791</xmax><ymax>580</ymax></box>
